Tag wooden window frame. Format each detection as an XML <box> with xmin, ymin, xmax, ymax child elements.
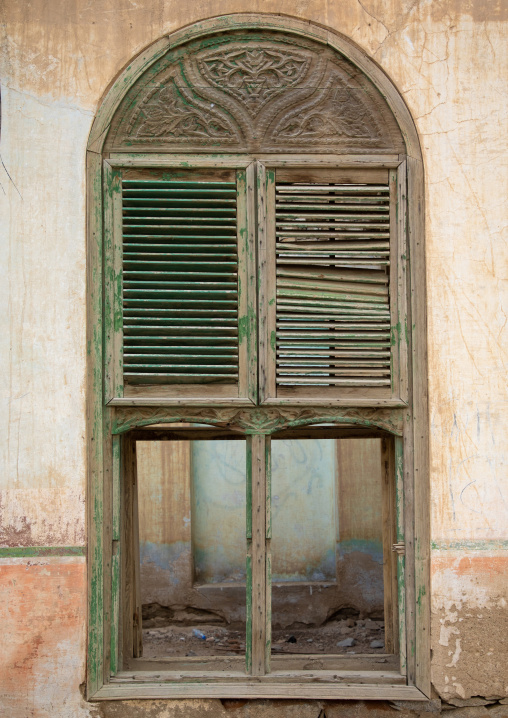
<box><xmin>86</xmin><ymin>14</ymin><xmax>429</xmax><ymax>704</ymax></box>
<box><xmin>103</xmin><ymin>156</ymin><xmax>258</xmax><ymax>404</ymax></box>
<box><xmin>87</xmin><ymin>152</ymin><xmax>429</xmax><ymax>701</ymax></box>
<box><xmin>257</xmin><ymin>158</ymin><xmax>408</xmax><ymax>405</ymax></box>
<box><xmin>110</xmin><ymin>428</ymin><xmax>404</xmax><ymax>694</ymax></box>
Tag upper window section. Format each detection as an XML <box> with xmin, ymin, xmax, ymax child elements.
<box><xmin>104</xmin><ymin>30</ymin><xmax>404</xmax><ymax>155</ymax></box>
<box><xmin>102</xmin><ymin>27</ymin><xmax>407</xmax><ymax>405</ymax></box>
<box><xmin>104</xmin><ymin>160</ymin><xmax>406</xmax><ymax>405</ymax></box>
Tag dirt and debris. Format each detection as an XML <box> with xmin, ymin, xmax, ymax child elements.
<box><xmin>141</xmin><ymin>604</ymin><xmax>387</xmax><ymax>658</ymax></box>
<box><xmin>270</xmin><ymin>618</ymin><xmax>386</xmax><ymax>655</ymax></box>
<box><xmin>142</xmin><ymin>624</ymin><xmax>246</xmax><ymax>658</ymax></box>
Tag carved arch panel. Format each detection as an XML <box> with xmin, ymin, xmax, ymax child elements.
<box><xmin>105</xmin><ymin>30</ymin><xmax>405</xmax><ymax>154</ymax></box>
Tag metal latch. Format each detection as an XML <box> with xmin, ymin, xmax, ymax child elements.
<box><xmin>391</xmin><ymin>542</ymin><xmax>405</xmax><ymax>555</ymax></box>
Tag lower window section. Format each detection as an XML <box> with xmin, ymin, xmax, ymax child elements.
<box><xmin>271</xmin><ymin>438</ymin><xmax>391</xmax><ymax>658</ymax></box>
<box><xmin>115</xmin><ymin>430</ymin><xmax>402</xmax><ymax>682</ymax></box>
<box><xmin>135</xmin><ymin>438</ymin><xmax>247</xmax><ymax>667</ymax></box>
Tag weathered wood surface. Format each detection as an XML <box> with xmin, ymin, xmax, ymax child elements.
<box><xmin>96</xmin><ymin>682</ymin><xmax>424</xmax><ymax>700</ymax></box>
<box><xmin>103</xmin><ymin>31</ymin><xmax>404</xmax><ymax>156</ymax></box>
<box><xmin>85</xmin><ymin>14</ymin><xmax>430</xmax><ymax>701</ymax></box>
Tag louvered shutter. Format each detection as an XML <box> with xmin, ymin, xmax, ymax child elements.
<box><xmin>272</xmin><ymin>169</ymin><xmax>394</xmax><ymax>396</ymax></box>
<box><xmin>120</xmin><ymin>170</ymin><xmax>241</xmax><ymax>390</ymax></box>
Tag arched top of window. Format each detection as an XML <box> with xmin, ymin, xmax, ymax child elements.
<box><xmin>106</xmin><ymin>29</ymin><xmax>404</xmax><ymax>153</ymax></box>
<box><xmin>103</xmin><ymin>27</ymin><xmax>404</xmax><ymax>155</ymax></box>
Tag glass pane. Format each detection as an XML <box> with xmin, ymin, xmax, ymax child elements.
<box><xmin>137</xmin><ymin>439</ymin><xmax>246</xmax><ymax>665</ymax></box>
<box><xmin>271</xmin><ymin>438</ymin><xmax>388</xmax><ymax>657</ymax></box>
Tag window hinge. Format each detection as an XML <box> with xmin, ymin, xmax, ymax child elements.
<box><xmin>392</xmin><ymin>542</ymin><xmax>405</xmax><ymax>555</ymax></box>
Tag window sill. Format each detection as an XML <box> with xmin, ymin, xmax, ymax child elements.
<box><xmin>91</xmin><ymin>679</ymin><xmax>426</xmax><ymax>701</ymax></box>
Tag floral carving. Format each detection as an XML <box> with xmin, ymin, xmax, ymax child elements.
<box><xmin>127</xmin><ymin>81</ymin><xmax>234</xmax><ymax>142</ymax></box>
<box><xmin>105</xmin><ymin>33</ymin><xmax>404</xmax><ymax>153</ymax></box>
<box><xmin>197</xmin><ymin>46</ymin><xmax>311</xmax><ymax>116</ymax></box>
<box><xmin>275</xmin><ymin>81</ymin><xmax>383</xmax><ymax>144</ymax></box>
<box><xmin>112</xmin><ymin>406</ymin><xmax>404</xmax><ymax>436</ymax></box>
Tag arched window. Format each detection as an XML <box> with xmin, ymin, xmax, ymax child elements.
<box><xmin>87</xmin><ymin>15</ymin><xmax>429</xmax><ymax>702</ymax></box>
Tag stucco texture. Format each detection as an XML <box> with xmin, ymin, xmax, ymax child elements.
<box><xmin>0</xmin><ymin>0</ymin><xmax>507</xmax><ymax>714</ymax></box>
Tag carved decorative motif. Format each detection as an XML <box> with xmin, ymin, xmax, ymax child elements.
<box><xmin>197</xmin><ymin>46</ymin><xmax>311</xmax><ymax>116</ymax></box>
<box><xmin>105</xmin><ymin>31</ymin><xmax>404</xmax><ymax>153</ymax></box>
<box><xmin>274</xmin><ymin>80</ymin><xmax>383</xmax><ymax>144</ymax></box>
<box><xmin>112</xmin><ymin>406</ymin><xmax>404</xmax><ymax>436</ymax></box>
<box><xmin>126</xmin><ymin>79</ymin><xmax>240</xmax><ymax>144</ymax></box>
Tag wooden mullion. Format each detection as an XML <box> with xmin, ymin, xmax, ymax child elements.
<box><xmin>403</xmin><ymin>416</ymin><xmax>416</xmax><ymax>685</ymax></box>
<box><xmin>389</xmin><ymin>169</ymin><xmax>399</xmax><ymax>399</ymax></box>
<box><xmin>86</xmin><ymin>149</ymin><xmax>104</xmax><ymax>697</ymax></box>
<box><xmin>102</xmin><ymin>413</ymin><xmax>114</xmax><ymax>685</ymax></box>
<box><xmin>237</xmin><ymin>167</ymin><xmax>249</xmax><ymax>399</ymax></box>
<box><xmin>381</xmin><ymin>437</ymin><xmax>398</xmax><ymax>655</ymax></box>
<box><xmin>258</xmin><ymin>164</ymin><xmax>276</xmax><ymax>402</ymax></box>
<box><xmin>132</xmin><ymin>453</ymin><xmax>143</xmax><ymax>658</ymax></box>
<box><xmin>247</xmin><ymin>434</ymin><xmax>268</xmax><ymax>676</ymax></box>
<box><xmin>121</xmin><ymin>436</ymin><xmax>136</xmax><ymax>666</ymax></box>
<box><xmin>407</xmin><ymin>156</ymin><xmax>430</xmax><ymax>696</ymax></box>
<box><xmin>397</xmin><ymin>161</ymin><xmax>409</xmax><ymax>403</ymax></box>
<box><xmin>110</xmin><ymin>434</ymin><xmax>121</xmax><ymax>676</ymax></box>
<box><xmin>394</xmin><ymin>436</ymin><xmax>407</xmax><ymax>676</ymax></box>
<box><xmin>246</xmin><ymin>162</ymin><xmax>258</xmax><ymax>401</ymax></box>
<box><xmin>265</xmin><ymin>437</ymin><xmax>272</xmax><ymax>674</ymax></box>
<box><xmin>104</xmin><ymin>161</ymin><xmax>123</xmax><ymax>401</ymax></box>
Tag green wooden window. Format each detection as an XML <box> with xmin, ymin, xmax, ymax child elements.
<box><xmin>88</xmin><ymin>18</ymin><xmax>430</xmax><ymax>703</ymax></box>
<box><xmin>104</xmin><ymin>162</ymin><xmax>256</xmax><ymax>402</ymax></box>
<box><xmin>105</xmin><ymin>161</ymin><xmax>405</xmax><ymax>406</ymax></box>
<box><xmin>122</xmin><ymin>176</ymin><xmax>239</xmax><ymax>385</ymax></box>
<box><xmin>273</xmin><ymin>174</ymin><xmax>391</xmax><ymax>388</ymax></box>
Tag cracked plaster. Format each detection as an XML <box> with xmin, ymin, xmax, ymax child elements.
<box><xmin>0</xmin><ymin>0</ymin><xmax>507</xmax><ymax>711</ymax></box>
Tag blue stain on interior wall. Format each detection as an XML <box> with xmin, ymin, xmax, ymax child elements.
<box><xmin>139</xmin><ymin>540</ymin><xmax>191</xmax><ymax>584</ymax></box>
<box><xmin>337</xmin><ymin>539</ymin><xmax>384</xmax><ymax>564</ymax></box>
<box><xmin>192</xmin><ymin>440</ymin><xmax>247</xmax><ymax>584</ymax></box>
<box><xmin>271</xmin><ymin>439</ymin><xmax>337</xmax><ymax>582</ymax></box>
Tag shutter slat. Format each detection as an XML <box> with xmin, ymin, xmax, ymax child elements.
<box><xmin>122</xmin><ymin>179</ymin><xmax>238</xmax><ymax>385</ymax></box>
<box><xmin>275</xmin><ymin>178</ymin><xmax>391</xmax><ymax>388</ymax></box>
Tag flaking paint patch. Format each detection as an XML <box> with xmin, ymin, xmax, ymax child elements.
<box><xmin>0</xmin><ymin>558</ymin><xmax>95</xmax><ymax>717</ymax></box>
<box><xmin>0</xmin><ymin>487</ymin><xmax>86</xmax><ymax>547</ymax></box>
<box><xmin>431</xmin><ymin>553</ymin><xmax>508</xmax><ymax>699</ymax></box>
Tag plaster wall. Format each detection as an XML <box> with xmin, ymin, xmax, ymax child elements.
<box><xmin>0</xmin><ymin>1</ymin><xmax>506</xmax><ymax>715</ymax></box>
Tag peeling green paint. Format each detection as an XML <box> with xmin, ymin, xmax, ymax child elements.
<box><xmin>245</xmin><ymin>553</ymin><xmax>252</xmax><ymax>673</ymax></box>
<box><xmin>431</xmin><ymin>539</ymin><xmax>508</xmax><ymax>551</ymax></box>
<box><xmin>0</xmin><ymin>546</ymin><xmax>86</xmax><ymax>558</ymax></box>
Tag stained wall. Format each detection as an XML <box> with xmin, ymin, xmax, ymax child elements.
<box><xmin>0</xmin><ymin>1</ymin><xmax>507</xmax><ymax>715</ymax></box>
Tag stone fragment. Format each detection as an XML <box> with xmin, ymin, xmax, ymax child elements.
<box><xmin>222</xmin><ymin>699</ymin><xmax>324</xmax><ymax>717</ymax></box>
<box><xmin>447</xmin><ymin>699</ymin><xmax>497</xmax><ymax>707</ymax></box>
<box><xmin>370</xmin><ymin>639</ymin><xmax>385</xmax><ymax>648</ymax></box>
<box><xmin>99</xmin><ymin>698</ymin><xmax>228</xmax><ymax>718</ymax></box>
<box><xmin>324</xmin><ymin>700</ymin><xmax>415</xmax><ymax>718</ymax></box>
<box><xmin>439</xmin><ymin>708</ymin><xmax>492</xmax><ymax>718</ymax></box>
<box><xmin>390</xmin><ymin>698</ymin><xmax>441</xmax><ymax>713</ymax></box>
<box><xmin>337</xmin><ymin>637</ymin><xmax>355</xmax><ymax>647</ymax></box>
<box><xmin>486</xmin><ymin>707</ymin><xmax>508</xmax><ymax>718</ymax></box>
